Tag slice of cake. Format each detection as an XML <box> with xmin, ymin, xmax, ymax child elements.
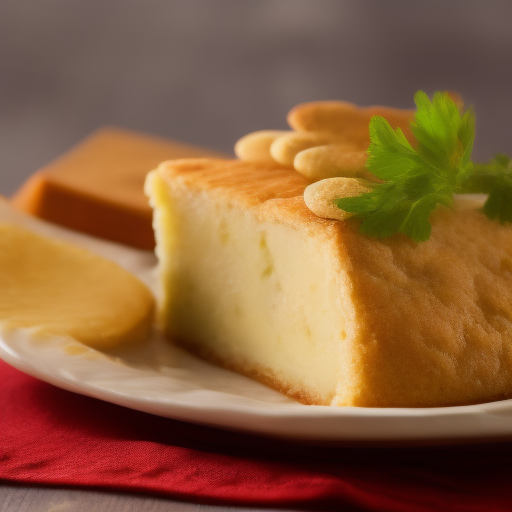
<box><xmin>145</xmin><ymin>158</ymin><xmax>512</xmax><ymax>408</ymax></box>
<box><xmin>11</xmin><ymin>127</ymin><xmax>225</xmax><ymax>249</ymax></box>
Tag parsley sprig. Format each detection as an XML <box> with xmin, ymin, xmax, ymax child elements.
<box><xmin>461</xmin><ymin>154</ymin><xmax>512</xmax><ymax>223</ymax></box>
<box><xmin>335</xmin><ymin>91</ymin><xmax>476</xmax><ymax>242</ymax></box>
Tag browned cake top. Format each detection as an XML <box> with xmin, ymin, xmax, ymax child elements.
<box><xmin>155</xmin><ymin>158</ymin><xmax>342</xmax><ymax>232</ymax></box>
<box><xmin>156</xmin><ymin>158</ymin><xmax>306</xmax><ymax>202</ymax></box>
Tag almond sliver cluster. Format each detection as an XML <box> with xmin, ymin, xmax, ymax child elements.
<box><xmin>234</xmin><ymin>100</ymin><xmax>414</xmax><ymax>221</ymax></box>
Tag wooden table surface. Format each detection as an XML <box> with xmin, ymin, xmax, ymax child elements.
<box><xmin>0</xmin><ymin>485</ymin><xmax>290</xmax><ymax>512</ymax></box>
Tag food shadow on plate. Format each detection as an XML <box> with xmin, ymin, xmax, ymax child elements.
<box><xmin>102</xmin><ymin>330</ymin><xmax>297</xmax><ymax>404</ymax></box>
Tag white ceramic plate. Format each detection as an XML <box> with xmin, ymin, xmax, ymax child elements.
<box><xmin>1</xmin><ymin>201</ymin><xmax>512</xmax><ymax>445</ymax></box>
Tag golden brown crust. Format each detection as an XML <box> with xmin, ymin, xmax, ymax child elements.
<box><xmin>155</xmin><ymin>158</ymin><xmax>338</xmax><ymax>232</ymax></box>
<box><xmin>156</xmin><ymin>158</ymin><xmax>308</xmax><ymax>204</ymax></box>
<box><xmin>342</xmin><ymin>208</ymin><xmax>512</xmax><ymax>407</ymax></box>
<box><xmin>154</xmin><ymin>158</ymin><xmax>512</xmax><ymax>407</ymax></box>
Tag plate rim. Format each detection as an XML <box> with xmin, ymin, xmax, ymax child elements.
<box><xmin>2</xmin><ymin>201</ymin><xmax>512</xmax><ymax>445</ymax></box>
<box><xmin>2</xmin><ymin>328</ymin><xmax>512</xmax><ymax>445</ymax></box>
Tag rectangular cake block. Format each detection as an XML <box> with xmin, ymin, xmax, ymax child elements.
<box><xmin>11</xmin><ymin>127</ymin><xmax>226</xmax><ymax>249</ymax></box>
<box><xmin>146</xmin><ymin>158</ymin><xmax>512</xmax><ymax>407</ymax></box>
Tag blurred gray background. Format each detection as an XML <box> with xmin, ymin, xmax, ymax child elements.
<box><xmin>1</xmin><ymin>0</ymin><xmax>512</xmax><ymax>196</ymax></box>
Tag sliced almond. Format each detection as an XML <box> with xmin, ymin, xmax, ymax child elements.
<box><xmin>287</xmin><ymin>101</ymin><xmax>363</xmax><ymax>134</ymax></box>
<box><xmin>288</xmin><ymin>100</ymin><xmax>416</xmax><ymax>145</ymax></box>
<box><xmin>294</xmin><ymin>144</ymin><xmax>369</xmax><ymax>181</ymax></box>
<box><xmin>234</xmin><ymin>130</ymin><xmax>288</xmax><ymax>162</ymax></box>
<box><xmin>270</xmin><ymin>132</ymin><xmax>340</xmax><ymax>166</ymax></box>
<box><xmin>303</xmin><ymin>177</ymin><xmax>372</xmax><ymax>221</ymax></box>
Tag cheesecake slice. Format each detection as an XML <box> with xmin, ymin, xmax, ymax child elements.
<box><xmin>145</xmin><ymin>158</ymin><xmax>512</xmax><ymax>407</ymax></box>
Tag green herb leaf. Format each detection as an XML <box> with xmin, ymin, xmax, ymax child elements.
<box><xmin>461</xmin><ymin>155</ymin><xmax>512</xmax><ymax>223</ymax></box>
<box><xmin>335</xmin><ymin>91</ymin><xmax>476</xmax><ymax>242</ymax></box>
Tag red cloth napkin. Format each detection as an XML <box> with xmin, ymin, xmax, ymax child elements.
<box><xmin>1</xmin><ymin>359</ymin><xmax>511</xmax><ymax>512</ymax></box>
